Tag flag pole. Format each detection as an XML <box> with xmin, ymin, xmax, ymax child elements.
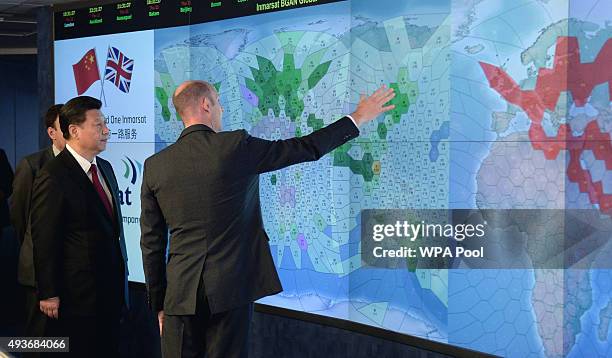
<box><xmin>96</xmin><ymin>46</ymin><xmax>108</xmax><ymax>107</ymax></box>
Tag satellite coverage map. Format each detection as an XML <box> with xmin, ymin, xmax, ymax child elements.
<box><xmin>150</xmin><ymin>0</ymin><xmax>612</xmax><ymax>356</ymax></box>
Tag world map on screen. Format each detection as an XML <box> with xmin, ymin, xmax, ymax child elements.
<box><xmin>150</xmin><ymin>0</ymin><xmax>612</xmax><ymax>356</ymax></box>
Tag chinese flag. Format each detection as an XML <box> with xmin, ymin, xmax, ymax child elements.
<box><xmin>72</xmin><ymin>48</ymin><xmax>101</xmax><ymax>95</ymax></box>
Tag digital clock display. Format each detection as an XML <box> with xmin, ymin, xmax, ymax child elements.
<box><xmin>148</xmin><ymin>0</ymin><xmax>162</xmax><ymax>17</ymax></box>
<box><xmin>88</xmin><ymin>6</ymin><xmax>103</xmax><ymax>25</ymax></box>
<box><xmin>62</xmin><ymin>9</ymin><xmax>75</xmax><ymax>28</ymax></box>
<box><xmin>116</xmin><ymin>2</ymin><xmax>133</xmax><ymax>21</ymax></box>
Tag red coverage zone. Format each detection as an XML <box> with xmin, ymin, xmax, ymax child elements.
<box><xmin>479</xmin><ymin>36</ymin><xmax>612</xmax><ymax>214</ymax></box>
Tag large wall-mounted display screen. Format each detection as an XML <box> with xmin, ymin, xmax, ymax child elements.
<box><xmin>54</xmin><ymin>1</ymin><xmax>612</xmax><ymax>356</ymax></box>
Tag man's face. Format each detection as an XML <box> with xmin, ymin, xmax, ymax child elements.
<box><xmin>72</xmin><ymin>109</ymin><xmax>109</xmax><ymax>154</ymax></box>
<box><xmin>48</xmin><ymin>116</ymin><xmax>66</xmax><ymax>150</ymax></box>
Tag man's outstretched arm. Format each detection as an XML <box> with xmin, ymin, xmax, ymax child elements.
<box><xmin>243</xmin><ymin>85</ymin><xmax>395</xmax><ymax>174</ymax></box>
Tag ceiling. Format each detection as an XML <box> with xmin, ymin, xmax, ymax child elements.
<box><xmin>0</xmin><ymin>0</ymin><xmax>76</xmax><ymax>54</ymax></box>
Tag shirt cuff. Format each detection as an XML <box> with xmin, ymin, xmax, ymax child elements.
<box><xmin>345</xmin><ymin>114</ymin><xmax>359</xmax><ymax>129</ymax></box>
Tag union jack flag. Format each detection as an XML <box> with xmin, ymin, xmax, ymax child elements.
<box><xmin>104</xmin><ymin>47</ymin><xmax>134</xmax><ymax>93</ymax></box>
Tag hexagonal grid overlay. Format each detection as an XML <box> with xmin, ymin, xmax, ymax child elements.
<box><xmin>448</xmin><ymin>0</ymin><xmax>612</xmax><ymax>357</ymax></box>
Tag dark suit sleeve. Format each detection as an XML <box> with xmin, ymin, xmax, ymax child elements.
<box><xmin>243</xmin><ymin>116</ymin><xmax>359</xmax><ymax>174</ymax></box>
<box><xmin>30</xmin><ymin>170</ymin><xmax>64</xmax><ymax>299</ymax></box>
<box><xmin>10</xmin><ymin>158</ymin><xmax>34</xmax><ymax>244</ymax></box>
<box><xmin>140</xmin><ymin>159</ymin><xmax>168</xmax><ymax>312</ymax></box>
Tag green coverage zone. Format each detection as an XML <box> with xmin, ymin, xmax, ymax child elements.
<box><xmin>155</xmin><ymin>76</ymin><xmax>221</xmax><ymax>122</ymax></box>
<box><xmin>245</xmin><ymin>32</ymin><xmax>331</xmax><ymax>124</ymax></box>
<box><xmin>333</xmin><ymin>71</ymin><xmax>417</xmax><ymax>182</ymax></box>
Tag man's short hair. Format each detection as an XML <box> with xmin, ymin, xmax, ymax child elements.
<box><xmin>172</xmin><ymin>81</ymin><xmax>216</xmax><ymax>117</ymax></box>
<box><xmin>44</xmin><ymin>104</ymin><xmax>63</xmax><ymax>129</ymax></box>
<box><xmin>59</xmin><ymin>96</ymin><xmax>102</xmax><ymax>139</ymax></box>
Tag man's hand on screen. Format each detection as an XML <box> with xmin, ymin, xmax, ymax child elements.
<box><xmin>350</xmin><ymin>85</ymin><xmax>396</xmax><ymax>127</ymax></box>
<box><xmin>158</xmin><ymin>310</ymin><xmax>165</xmax><ymax>336</ymax></box>
<box><xmin>39</xmin><ymin>297</ymin><xmax>60</xmax><ymax>319</ymax></box>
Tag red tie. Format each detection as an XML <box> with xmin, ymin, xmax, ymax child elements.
<box><xmin>90</xmin><ymin>163</ymin><xmax>113</xmax><ymax>218</ymax></box>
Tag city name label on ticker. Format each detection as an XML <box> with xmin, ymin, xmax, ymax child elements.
<box><xmin>54</xmin><ymin>0</ymin><xmax>345</xmax><ymax>40</ymax></box>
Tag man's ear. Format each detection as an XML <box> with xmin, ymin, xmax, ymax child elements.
<box><xmin>201</xmin><ymin>96</ymin><xmax>210</xmax><ymax>114</ymax></box>
<box><xmin>69</xmin><ymin>124</ymin><xmax>79</xmax><ymax>139</ymax></box>
<box><xmin>47</xmin><ymin>127</ymin><xmax>55</xmax><ymax>140</ymax></box>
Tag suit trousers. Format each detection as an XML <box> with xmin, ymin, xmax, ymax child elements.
<box><xmin>162</xmin><ymin>272</ymin><xmax>253</xmax><ymax>358</ymax></box>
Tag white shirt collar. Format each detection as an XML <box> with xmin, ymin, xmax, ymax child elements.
<box><xmin>52</xmin><ymin>144</ymin><xmax>61</xmax><ymax>157</ymax></box>
<box><xmin>65</xmin><ymin>143</ymin><xmax>97</xmax><ymax>174</ymax></box>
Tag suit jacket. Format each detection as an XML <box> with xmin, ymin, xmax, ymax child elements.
<box><xmin>30</xmin><ymin>149</ymin><xmax>129</xmax><ymax>317</ymax></box>
<box><xmin>140</xmin><ymin>116</ymin><xmax>359</xmax><ymax>315</ymax></box>
<box><xmin>10</xmin><ymin>147</ymin><xmax>54</xmax><ymax>287</ymax></box>
<box><xmin>0</xmin><ymin>148</ymin><xmax>14</xmax><ymax>228</ymax></box>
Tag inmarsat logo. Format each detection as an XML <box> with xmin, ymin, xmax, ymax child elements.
<box><xmin>117</xmin><ymin>156</ymin><xmax>142</xmax><ymax>206</ymax></box>
<box><xmin>122</xmin><ymin>156</ymin><xmax>142</xmax><ymax>184</ymax></box>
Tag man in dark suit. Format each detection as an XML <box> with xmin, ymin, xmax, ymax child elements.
<box><xmin>10</xmin><ymin>104</ymin><xmax>65</xmax><ymax>342</ymax></box>
<box><xmin>30</xmin><ymin>96</ymin><xmax>129</xmax><ymax>357</ymax></box>
<box><xmin>140</xmin><ymin>80</ymin><xmax>395</xmax><ymax>357</ymax></box>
